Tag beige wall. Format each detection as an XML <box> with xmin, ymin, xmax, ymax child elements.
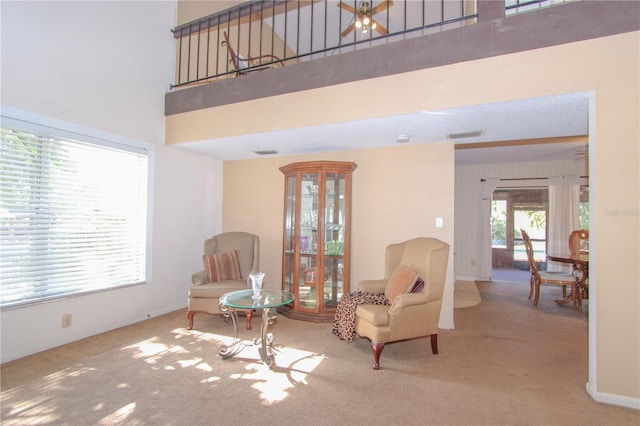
<box><xmin>166</xmin><ymin>32</ymin><xmax>640</xmax><ymax>405</ymax></box>
<box><xmin>222</xmin><ymin>143</ymin><xmax>456</xmax><ymax>328</ymax></box>
<box><xmin>177</xmin><ymin>1</ymin><xmax>239</xmax><ymax>26</ymax></box>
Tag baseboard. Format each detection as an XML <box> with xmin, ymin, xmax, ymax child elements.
<box><xmin>147</xmin><ymin>303</ymin><xmax>187</xmax><ymax>319</ymax></box>
<box><xmin>1</xmin><ymin>303</ymin><xmax>188</xmax><ymax>364</ymax></box>
<box><xmin>586</xmin><ymin>381</ymin><xmax>640</xmax><ymax>410</ymax></box>
<box><xmin>455</xmin><ymin>275</ymin><xmax>485</xmax><ymax>282</ymax></box>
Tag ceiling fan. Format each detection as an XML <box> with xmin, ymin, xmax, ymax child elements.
<box><xmin>338</xmin><ymin>1</ymin><xmax>393</xmax><ymax>39</ymax></box>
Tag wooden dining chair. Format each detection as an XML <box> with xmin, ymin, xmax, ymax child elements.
<box><xmin>221</xmin><ymin>31</ymin><xmax>284</xmax><ymax>77</ymax></box>
<box><xmin>568</xmin><ymin>229</ymin><xmax>589</xmax><ymax>298</ymax></box>
<box><xmin>569</xmin><ymin>229</ymin><xmax>589</xmax><ymax>255</ymax></box>
<box><xmin>521</xmin><ymin>229</ymin><xmax>578</xmax><ymax>308</ymax></box>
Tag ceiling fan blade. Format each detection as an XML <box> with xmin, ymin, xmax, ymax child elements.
<box><xmin>372</xmin><ymin>19</ymin><xmax>388</xmax><ymax>35</ymax></box>
<box><xmin>341</xmin><ymin>22</ymin><xmax>356</xmax><ymax>38</ymax></box>
<box><xmin>372</xmin><ymin>0</ymin><xmax>393</xmax><ymax>15</ymax></box>
<box><xmin>337</xmin><ymin>2</ymin><xmax>357</xmax><ymax>14</ymax></box>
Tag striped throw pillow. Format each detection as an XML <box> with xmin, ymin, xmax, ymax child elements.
<box><xmin>409</xmin><ymin>277</ymin><xmax>425</xmax><ymax>293</ymax></box>
<box><xmin>203</xmin><ymin>250</ymin><xmax>242</xmax><ymax>282</ymax></box>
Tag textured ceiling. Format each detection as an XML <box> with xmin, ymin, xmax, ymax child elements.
<box><xmin>176</xmin><ymin>92</ymin><xmax>590</xmax><ymax>164</ymax></box>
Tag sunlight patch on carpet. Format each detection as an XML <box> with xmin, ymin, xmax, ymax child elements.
<box><xmin>237</xmin><ymin>348</ymin><xmax>326</xmax><ymax>404</ymax></box>
<box><xmin>121</xmin><ymin>327</ymin><xmax>327</xmax><ymax>405</ymax></box>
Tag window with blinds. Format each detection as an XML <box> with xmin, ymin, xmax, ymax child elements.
<box><xmin>0</xmin><ymin>126</ymin><xmax>149</xmax><ymax>308</ymax></box>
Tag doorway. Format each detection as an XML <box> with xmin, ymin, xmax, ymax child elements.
<box><xmin>490</xmin><ymin>186</ymin><xmax>589</xmax><ymax>282</ymax></box>
<box><xmin>491</xmin><ymin>188</ymin><xmax>548</xmax><ymax>282</ymax></box>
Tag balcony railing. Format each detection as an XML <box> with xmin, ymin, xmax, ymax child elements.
<box><xmin>506</xmin><ymin>0</ymin><xmax>574</xmax><ymax>15</ymax></box>
<box><xmin>170</xmin><ymin>0</ymin><xmax>573</xmax><ymax>89</ymax></box>
<box><xmin>171</xmin><ymin>0</ymin><xmax>480</xmax><ymax>89</ymax></box>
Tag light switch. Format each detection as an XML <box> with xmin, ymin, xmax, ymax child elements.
<box><xmin>436</xmin><ymin>218</ymin><xmax>444</xmax><ymax>228</ymax></box>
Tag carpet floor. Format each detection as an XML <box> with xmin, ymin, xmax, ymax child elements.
<box><xmin>1</xmin><ymin>281</ymin><xmax>638</xmax><ymax>425</ymax></box>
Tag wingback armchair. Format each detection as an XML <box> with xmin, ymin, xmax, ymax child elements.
<box><xmin>355</xmin><ymin>237</ymin><xmax>450</xmax><ymax>370</ymax></box>
<box><xmin>187</xmin><ymin>232</ymin><xmax>260</xmax><ymax>330</ymax></box>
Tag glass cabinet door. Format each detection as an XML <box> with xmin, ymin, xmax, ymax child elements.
<box><xmin>283</xmin><ymin>174</ymin><xmax>296</xmax><ymax>295</ymax></box>
<box><xmin>299</xmin><ymin>173</ymin><xmax>319</xmax><ymax>309</ymax></box>
<box><xmin>324</xmin><ymin>172</ymin><xmax>346</xmax><ymax>310</ymax></box>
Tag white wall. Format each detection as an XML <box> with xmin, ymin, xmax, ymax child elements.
<box><xmin>454</xmin><ymin>158</ymin><xmax>588</xmax><ymax>280</ymax></box>
<box><xmin>0</xmin><ymin>1</ymin><xmax>223</xmax><ymax>363</ymax></box>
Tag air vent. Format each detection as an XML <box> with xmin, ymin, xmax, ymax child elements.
<box><xmin>447</xmin><ymin>130</ymin><xmax>484</xmax><ymax>140</ymax></box>
<box><xmin>254</xmin><ymin>149</ymin><xmax>279</xmax><ymax>155</ymax></box>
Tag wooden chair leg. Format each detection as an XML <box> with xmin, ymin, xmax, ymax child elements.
<box><xmin>245</xmin><ymin>309</ymin><xmax>252</xmax><ymax>330</ymax></box>
<box><xmin>533</xmin><ymin>282</ymin><xmax>541</xmax><ymax>306</ymax></box>
<box><xmin>571</xmin><ymin>283</ymin><xmax>580</xmax><ymax>310</ymax></box>
<box><xmin>430</xmin><ymin>334</ymin><xmax>439</xmax><ymax>354</ymax></box>
<box><xmin>371</xmin><ymin>341</ymin><xmax>385</xmax><ymax>370</ymax></box>
<box><xmin>187</xmin><ymin>310</ymin><xmax>195</xmax><ymax>330</ymax></box>
<box><xmin>528</xmin><ymin>276</ymin><xmax>534</xmax><ymax>300</ymax></box>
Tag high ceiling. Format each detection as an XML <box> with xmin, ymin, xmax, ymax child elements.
<box><xmin>176</xmin><ymin>91</ymin><xmax>590</xmax><ymax>164</ymax></box>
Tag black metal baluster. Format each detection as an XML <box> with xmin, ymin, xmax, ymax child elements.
<box><xmin>195</xmin><ymin>20</ymin><xmax>201</xmax><ymax>81</ymax></box>
<box><xmin>271</xmin><ymin>1</ymin><xmax>276</xmax><ymax>61</ymax></box>
<box><xmin>296</xmin><ymin>0</ymin><xmax>301</xmax><ymax>58</ymax></box>
<box><xmin>186</xmin><ymin>24</ymin><xmax>192</xmax><ymax>82</ymax></box>
<box><xmin>259</xmin><ymin>1</ymin><xmax>265</xmax><ymax>59</ymax></box>
<box><xmin>248</xmin><ymin>2</ymin><xmax>253</xmax><ymax>64</ymax></box>
<box><xmin>215</xmin><ymin>16</ymin><xmax>221</xmax><ymax>79</ymax></box>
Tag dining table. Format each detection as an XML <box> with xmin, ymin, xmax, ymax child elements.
<box><xmin>546</xmin><ymin>252</ymin><xmax>589</xmax><ymax>310</ymax></box>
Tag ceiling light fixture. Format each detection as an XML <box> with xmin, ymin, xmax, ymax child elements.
<box><xmin>447</xmin><ymin>130</ymin><xmax>484</xmax><ymax>140</ymax></box>
<box><xmin>354</xmin><ymin>2</ymin><xmax>375</xmax><ymax>34</ymax></box>
<box><xmin>254</xmin><ymin>149</ymin><xmax>279</xmax><ymax>155</ymax></box>
<box><xmin>338</xmin><ymin>1</ymin><xmax>391</xmax><ymax>38</ymax></box>
<box><xmin>396</xmin><ymin>135</ymin><xmax>410</xmax><ymax>143</ymax></box>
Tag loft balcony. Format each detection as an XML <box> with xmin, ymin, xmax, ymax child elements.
<box><xmin>170</xmin><ymin>0</ymin><xmax>481</xmax><ymax>89</ymax></box>
<box><xmin>165</xmin><ymin>0</ymin><xmax>638</xmax><ymax>116</ymax></box>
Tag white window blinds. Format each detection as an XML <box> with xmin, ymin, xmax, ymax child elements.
<box><xmin>0</xmin><ymin>126</ymin><xmax>149</xmax><ymax>308</ymax></box>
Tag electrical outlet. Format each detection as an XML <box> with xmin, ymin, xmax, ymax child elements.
<box><xmin>62</xmin><ymin>314</ymin><xmax>72</xmax><ymax>328</ymax></box>
<box><xmin>436</xmin><ymin>217</ymin><xmax>444</xmax><ymax>228</ymax></box>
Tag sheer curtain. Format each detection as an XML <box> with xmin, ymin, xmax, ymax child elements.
<box><xmin>547</xmin><ymin>175</ymin><xmax>580</xmax><ymax>272</ymax></box>
<box><xmin>480</xmin><ymin>178</ymin><xmax>500</xmax><ymax>280</ymax></box>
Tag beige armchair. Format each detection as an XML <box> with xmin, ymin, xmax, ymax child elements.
<box><xmin>187</xmin><ymin>232</ymin><xmax>260</xmax><ymax>330</ymax></box>
<box><xmin>355</xmin><ymin>237</ymin><xmax>450</xmax><ymax>370</ymax></box>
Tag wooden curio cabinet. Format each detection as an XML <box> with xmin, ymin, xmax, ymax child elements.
<box><xmin>278</xmin><ymin>161</ymin><xmax>357</xmax><ymax>322</ymax></box>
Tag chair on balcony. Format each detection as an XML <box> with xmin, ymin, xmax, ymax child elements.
<box><xmin>221</xmin><ymin>31</ymin><xmax>284</xmax><ymax>77</ymax></box>
<box><xmin>187</xmin><ymin>231</ymin><xmax>260</xmax><ymax>331</ymax></box>
<box><xmin>521</xmin><ymin>229</ymin><xmax>577</xmax><ymax>308</ymax></box>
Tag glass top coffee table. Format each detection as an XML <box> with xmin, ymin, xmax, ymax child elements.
<box><xmin>219</xmin><ymin>289</ymin><xmax>294</xmax><ymax>368</ymax></box>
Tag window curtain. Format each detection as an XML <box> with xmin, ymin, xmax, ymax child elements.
<box><xmin>547</xmin><ymin>175</ymin><xmax>580</xmax><ymax>272</ymax></box>
<box><xmin>480</xmin><ymin>178</ymin><xmax>500</xmax><ymax>280</ymax></box>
